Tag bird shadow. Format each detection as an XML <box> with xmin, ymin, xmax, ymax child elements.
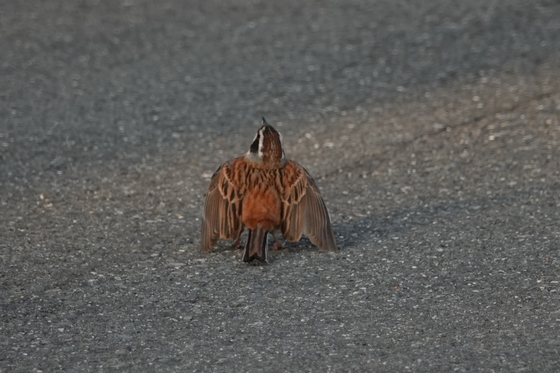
<box><xmin>331</xmin><ymin>183</ymin><xmax>559</xmax><ymax>249</ymax></box>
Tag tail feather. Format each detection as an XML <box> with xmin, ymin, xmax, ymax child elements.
<box><xmin>242</xmin><ymin>228</ymin><xmax>269</xmax><ymax>262</ymax></box>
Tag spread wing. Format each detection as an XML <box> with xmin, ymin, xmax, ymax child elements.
<box><xmin>280</xmin><ymin>161</ymin><xmax>337</xmax><ymax>251</ymax></box>
<box><xmin>200</xmin><ymin>161</ymin><xmax>244</xmax><ymax>252</ymax></box>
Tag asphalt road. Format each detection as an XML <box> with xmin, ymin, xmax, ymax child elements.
<box><xmin>1</xmin><ymin>0</ymin><xmax>560</xmax><ymax>372</ymax></box>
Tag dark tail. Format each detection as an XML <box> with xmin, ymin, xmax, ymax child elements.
<box><xmin>242</xmin><ymin>228</ymin><xmax>269</xmax><ymax>263</ymax></box>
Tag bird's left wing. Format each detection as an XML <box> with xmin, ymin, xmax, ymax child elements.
<box><xmin>200</xmin><ymin>160</ymin><xmax>244</xmax><ymax>252</ymax></box>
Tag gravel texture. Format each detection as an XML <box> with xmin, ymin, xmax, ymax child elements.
<box><xmin>1</xmin><ymin>0</ymin><xmax>560</xmax><ymax>372</ymax></box>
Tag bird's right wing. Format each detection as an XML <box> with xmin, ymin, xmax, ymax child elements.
<box><xmin>280</xmin><ymin>161</ymin><xmax>337</xmax><ymax>251</ymax></box>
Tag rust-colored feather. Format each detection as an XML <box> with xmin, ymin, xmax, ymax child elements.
<box><xmin>200</xmin><ymin>161</ymin><xmax>244</xmax><ymax>253</ymax></box>
<box><xmin>279</xmin><ymin>161</ymin><xmax>337</xmax><ymax>251</ymax></box>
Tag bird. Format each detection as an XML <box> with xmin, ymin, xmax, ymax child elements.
<box><xmin>200</xmin><ymin>117</ymin><xmax>337</xmax><ymax>263</ymax></box>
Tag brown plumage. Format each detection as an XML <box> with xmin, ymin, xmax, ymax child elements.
<box><xmin>200</xmin><ymin>118</ymin><xmax>337</xmax><ymax>262</ymax></box>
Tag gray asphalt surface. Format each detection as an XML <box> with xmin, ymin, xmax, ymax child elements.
<box><xmin>1</xmin><ymin>0</ymin><xmax>560</xmax><ymax>372</ymax></box>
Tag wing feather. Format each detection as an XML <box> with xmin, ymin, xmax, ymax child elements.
<box><xmin>200</xmin><ymin>162</ymin><xmax>243</xmax><ymax>252</ymax></box>
<box><xmin>280</xmin><ymin>161</ymin><xmax>337</xmax><ymax>251</ymax></box>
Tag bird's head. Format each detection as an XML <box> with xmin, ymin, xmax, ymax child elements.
<box><xmin>246</xmin><ymin>117</ymin><xmax>285</xmax><ymax>166</ymax></box>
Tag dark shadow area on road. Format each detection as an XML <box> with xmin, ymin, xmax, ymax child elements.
<box><xmin>333</xmin><ymin>182</ymin><xmax>560</xmax><ymax>250</ymax></box>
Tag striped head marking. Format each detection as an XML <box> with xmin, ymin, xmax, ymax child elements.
<box><xmin>247</xmin><ymin>117</ymin><xmax>285</xmax><ymax>164</ymax></box>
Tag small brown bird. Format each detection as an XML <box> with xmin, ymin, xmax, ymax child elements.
<box><xmin>201</xmin><ymin>118</ymin><xmax>337</xmax><ymax>262</ymax></box>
